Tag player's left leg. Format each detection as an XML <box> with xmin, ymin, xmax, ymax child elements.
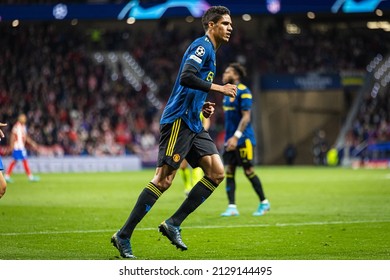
<box><xmin>22</xmin><ymin>159</ymin><xmax>40</xmax><ymax>182</ymax></box>
<box><xmin>114</xmin><ymin>164</ymin><xmax>178</xmax><ymax>257</ymax></box>
<box><xmin>5</xmin><ymin>158</ymin><xmax>17</xmax><ymax>183</ymax></box>
<box><xmin>243</xmin><ymin>166</ymin><xmax>270</xmax><ymax>216</ymax></box>
<box><xmin>165</xmin><ymin>154</ymin><xmax>224</xmax><ymax>226</ymax></box>
<box><xmin>160</xmin><ymin>126</ymin><xmax>222</xmax><ymax>250</ymax></box>
<box><xmin>162</xmin><ymin>132</ymin><xmax>224</xmax><ymax>249</ymax></box>
<box><xmin>221</xmin><ymin>164</ymin><xmax>239</xmax><ymax>216</ymax></box>
<box><xmin>240</xmin><ymin>139</ymin><xmax>270</xmax><ymax>216</ymax></box>
<box><xmin>5</xmin><ymin>149</ymin><xmax>24</xmax><ymax>182</ymax></box>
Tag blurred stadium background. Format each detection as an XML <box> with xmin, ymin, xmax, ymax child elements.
<box><xmin>0</xmin><ymin>0</ymin><xmax>389</xmax><ymax>172</ymax></box>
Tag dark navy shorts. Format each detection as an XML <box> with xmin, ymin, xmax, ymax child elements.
<box><xmin>158</xmin><ymin>118</ymin><xmax>218</xmax><ymax>169</ymax></box>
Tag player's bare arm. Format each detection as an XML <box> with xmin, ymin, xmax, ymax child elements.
<box><xmin>180</xmin><ymin>65</ymin><xmax>237</xmax><ymax>98</ymax></box>
<box><xmin>209</xmin><ymin>83</ymin><xmax>237</xmax><ymax>98</ymax></box>
<box><xmin>26</xmin><ymin>136</ymin><xmax>39</xmax><ymax>151</ymax></box>
<box><xmin>226</xmin><ymin>110</ymin><xmax>251</xmax><ymax>151</ymax></box>
<box><xmin>236</xmin><ymin>110</ymin><xmax>251</xmax><ymax>135</ymax></box>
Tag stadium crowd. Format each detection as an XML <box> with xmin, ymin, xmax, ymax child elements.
<box><xmin>0</xmin><ymin>18</ymin><xmax>389</xmax><ymax>161</ymax></box>
<box><xmin>345</xmin><ymin>88</ymin><xmax>390</xmax><ymax>160</ymax></box>
<box><xmin>0</xmin><ymin>23</ymin><xmax>161</xmax><ymax>158</ymax></box>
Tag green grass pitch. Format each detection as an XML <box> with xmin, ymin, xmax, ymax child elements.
<box><xmin>0</xmin><ymin>166</ymin><xmax>389</xmax><ymax>260</ymax></box>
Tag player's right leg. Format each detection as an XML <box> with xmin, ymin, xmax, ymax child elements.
<box><xmin>112</xmin><ymin>120</ymin><xmax>186</xmax><ymax>258</ymax></box>
<box><xmin>111</xmin><ymin>231</ymin><xmax>135</xmax><ymax>259</ymax></box>
<box><xmin>5</xmin><ymin>150</ymin><xmax>21</xmax><ymax>183</ymax></box>
<box><xmin>22</xmin><ymin>159</ymin><xmax>40</xmax><ymax>182</ymax></box>
<box><xmin>221</xmin><ymin>166</ymin><xmax>239</xmax><ymax>216</ymax></box>
<box><xmin>5</xmin><ymin>160</ymin><xmax>17</xmax><ymax>183</ymax></box>
<box><xmin>221</xmin><ymin>151</ymin><xmax>239</xmax><ymax>216</ymax></box>
<box><xmin>245</xmin><ymin>166</ymin><xmax>270</xmax><ymax>216</ymax></box>
<box><xmin>112</xmin><ymin>164</ymin><xmax>177</xmax><ymax>258</ymax></box>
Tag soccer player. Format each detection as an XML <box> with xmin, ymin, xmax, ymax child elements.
<box><xmin>4</xmin><ymin>114</ymin><xmax>40</xmax><ymax>183</ymax></box>
<box><xmin>0</xmin><ymin>122</ymin><xmax>8</xmax><ymax>199</ymax></box>
<box><xmin>179</xmin><ymin>113</ymin><xmax>210</xmax><ymax>196</ymax></box>
<box><xmin>220</xmin><ymin>63</ymin><xmax>270</xmax><ymax>217</ymax></box>
<box><xmin>111</xmin><ymin>5</ymin><xmax>237</xmax><ymax>258</ymax></box>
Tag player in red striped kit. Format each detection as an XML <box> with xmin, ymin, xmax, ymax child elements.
<box><xmin>5</xmin><ymin>114</ymin><xmax>40</xmax><ymax>183</ymax></box>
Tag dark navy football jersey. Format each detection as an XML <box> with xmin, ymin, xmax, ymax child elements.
<box><xmin>223</xmin><ymin>83</ymin><xmax>256</xmax><ymax>146</ymax></box>
<box><xmin>160</xmin><ymin>35</ymin><xmax>216</xmax><ymax>133</ymax></box>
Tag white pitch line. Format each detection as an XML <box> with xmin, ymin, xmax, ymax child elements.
<box><xmin>1</xmin><ymin>219</ymin><xmax>389</xmax><ymax>237</ymax></box>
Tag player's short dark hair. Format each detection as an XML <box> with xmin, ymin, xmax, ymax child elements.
<box><xmin>229</xmin><ymin>62</ymin><xmax>247</xmax><ymax>79</ymax></box>
<box><xmin>202</xmin><ymin>6</ymin><xmax>231</xmax><ymax>32</ymax></box>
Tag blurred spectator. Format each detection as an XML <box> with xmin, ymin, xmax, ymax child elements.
<box><xmin>284</xmin><ymin>143</ymin><xmax>297</xmax><ymax>165</ymax></box>
<box><xmin>312</xmin><ymin>130</ymin><xmax>329</xmax><ymax>165</ymax></box>
<box><xmin>345</xmin><ymin>89</ymin><xmax>390</xmax><ymax>161</ymax></box>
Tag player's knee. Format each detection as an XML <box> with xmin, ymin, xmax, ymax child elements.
<box><xmin>209</xmin><ymin>171</ymin><xmax>225</xmax><ymax>185</ymax></box>
<box><xmin>155</xmin><ymin>177</ymin><xmax>173</xmax><ymax>192</ymax></box>
<box><xmin>244</xmin><ymin>167</ymin><xmax>254</xmax><ymax>177</ymax></box>
<box><xmin>201</xmin><ymin>155</ymin><xmax>225</xmax><ymax>185</ymax></box>
<box><xmin>216</xmin><ymin>172</ymin><xmax>225</xmax><ymax>185</ymax></box>
<box><xmin>226</xmin><ymin>165</ymin><xmax>235</xmax><ymax>174</ymax></box>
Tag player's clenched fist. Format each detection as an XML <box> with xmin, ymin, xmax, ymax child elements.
<box><xmin>222</xmin><ymin>83</ymin><xmax>237</xmax><ymax>98</ymax></box>
<box><xmin>202</xmin><ymin>101</ymin><xmax>216</xmax><ymax>118</ymax></box>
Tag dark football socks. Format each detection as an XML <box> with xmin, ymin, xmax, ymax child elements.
<box><xmin>167</xmin><ymin>176</ymin><xmax>218</xmax><ymax>226</ymax></box>
<box><xmin>247</xmin><ymin>172</ymin><xmax>266</xmax><ymax>201</ymax></box>
<box><xmin>225</xmin><ymin>173</ymin><xmax>236</xmax><ymax>205</ymax></box>
<box><xmin>118</xmin><ymin>182</ymin><xmax>162</xmax><ymax>239</ymax></box>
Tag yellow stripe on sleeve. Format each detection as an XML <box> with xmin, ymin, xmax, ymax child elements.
<box><xmin>241</xmin><ymin>93</ymin><xmax>252</xmax><ymax>99</ymax></box>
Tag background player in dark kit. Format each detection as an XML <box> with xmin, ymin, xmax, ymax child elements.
<box><xmin>220</xmin><ymin>63</ymin><xmax>270</xmax><ymax>217</ymax></box>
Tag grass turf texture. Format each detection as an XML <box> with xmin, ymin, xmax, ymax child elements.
<box><xmin>0</xmin><ymin>166</ymin><xmax>389</xmax><ymax>260</ymax></box>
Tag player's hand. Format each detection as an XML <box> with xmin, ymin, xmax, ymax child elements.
<box><xmin>222</xmin><ymin>83</ymin><xmax>237</xmax><ymax>98</ymax></box>
<box><xmin>0</xmin><ymin>122</ymin><xmax>7</xmax><ymax>140</ymax></box>
<box><xmin>202</xmin><ymin>101</ymin><xmax>216</xmax><ymax>118</ymax></box>
<box><xmin>225</xmin><ymin>136</ymin><xmax>238</xmax><ymax>151</ymax></box>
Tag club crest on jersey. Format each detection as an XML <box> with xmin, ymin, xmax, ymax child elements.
<box><xmin>195</xmin><ymin>46</ymin><xmax>205</xmax><ymax>57</ymax></box>
<box><xmin>173</xmin><ymin>154</ymin><xmax>181</xmax><ymax>162</ymax></box>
